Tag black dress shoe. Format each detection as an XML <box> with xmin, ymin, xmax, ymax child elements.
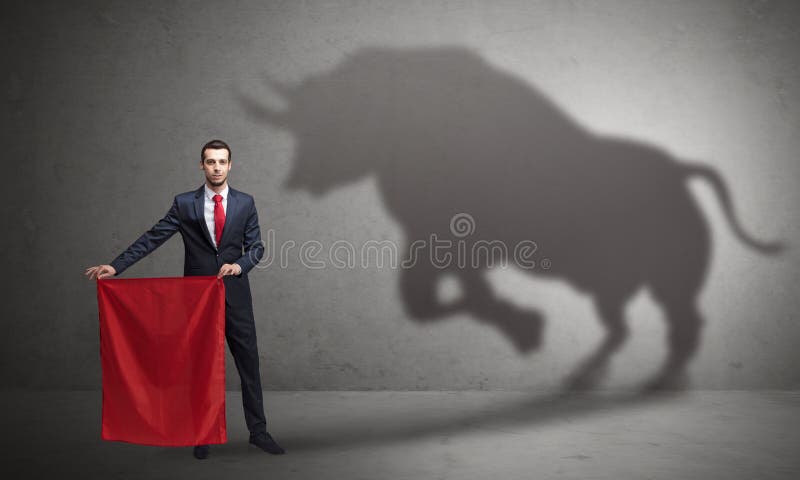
<box><xmin>249</xmin><ymin>432</ymin><xmax>285</xmax><ymax>455</ymax></box>
<box><xmin>193</xmin><ymin>445</ymin><xmax>210</xmax><ymax>460</ymax></box>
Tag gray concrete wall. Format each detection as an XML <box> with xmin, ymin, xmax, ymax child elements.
<box><xmin>3</xmin><ymin>0</ymin><xmax>798</xmax><ymax>390</ymax></box>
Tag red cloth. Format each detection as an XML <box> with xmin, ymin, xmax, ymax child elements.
<box><xmin>97</xmin><ymin>276</ymin><xmax>227</xmax><ymax>446</ymax></box>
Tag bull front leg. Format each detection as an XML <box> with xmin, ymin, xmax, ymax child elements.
<box><xmin>398</xmin><ymin>247</ymin><xmax>543</xmax><ymax>352</ymax></box>
<box><xmin>458</xmin><ymin>271</ymin><xmax>544</xmax><ymax>353</ymax></box>
<box><xmin>399</xmin><ymin>261</ymin><xmax>463</xmax><ymax>320</ymax></box>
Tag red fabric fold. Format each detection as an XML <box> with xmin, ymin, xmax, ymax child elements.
<box><xmin>97</xmin><ymin>276</ymin><xmax>227</xmax><ymax>446</ymax></box>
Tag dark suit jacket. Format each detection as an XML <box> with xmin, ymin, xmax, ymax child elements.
<box><xmin>110</xmin><ymin>185</ymin><xmax>265</xmax><ymax>308</ymax></box>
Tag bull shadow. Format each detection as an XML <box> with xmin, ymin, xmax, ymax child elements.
<box><xmin>240</xmin><ymin>46</ymin><xmax>782</xmax><ymax>392</ymax></box>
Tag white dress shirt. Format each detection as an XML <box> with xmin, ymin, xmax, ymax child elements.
<box><xmin>204</xmin><ymin>184</ymin><xmax>228</xmax><ymax>248</ymax></box>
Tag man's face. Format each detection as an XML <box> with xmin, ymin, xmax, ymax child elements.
<box><xmin>201</xmin><ymin>148</ymin><xmax>232</xmax><ymax>187</ymax></box>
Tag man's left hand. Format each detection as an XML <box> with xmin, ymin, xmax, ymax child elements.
<box><xmin>217</xmin><ymin>263</ymin><xmax>242</xmax><ymax>278</ymax></box>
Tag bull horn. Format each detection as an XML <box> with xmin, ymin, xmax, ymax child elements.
<box><xmin>237</xmin><ymin>92</ymin><xmax>289</xmax><ymax>127</ymax></box>
<box><xmin>263</xmin><ymin>78</ymin><xmax>295</xmax><ymax>99</ymax></box>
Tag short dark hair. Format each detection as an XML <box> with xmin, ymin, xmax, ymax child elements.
<box><xmin>201</xmin><ymin>139</ymin><xmax>231</xmax><ymax>162</ymax></box>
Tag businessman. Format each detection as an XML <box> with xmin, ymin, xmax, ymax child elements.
<box><xmin>86</xmin><ymin>139</ymin><xmax>284</xmax><ymax>460</ymax></box>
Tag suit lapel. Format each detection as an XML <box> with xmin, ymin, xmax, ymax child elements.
<box><xmin>219</xmin><ymin>188</ymin><xmax>239</xmax><ymax>247</ymax></box>
<box><xmin>193</xmin><ymin>186</ymin><xmax>216</xmax><ymax>249</ymax></box>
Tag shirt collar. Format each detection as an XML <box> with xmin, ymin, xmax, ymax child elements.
<box><xmin>204</xmin><ymin>184</ymin><xmax>229</xmax><ymax>201</ymax></box>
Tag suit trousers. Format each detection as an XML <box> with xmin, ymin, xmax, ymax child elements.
<box><xmin>225</xmin><ymin>302</ymin><xmax>267</xmax><ymax>437</ymax></box>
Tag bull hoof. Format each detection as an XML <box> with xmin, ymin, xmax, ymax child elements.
<box><xmin>641</xmin><ymin>373</ymin><xmax>689</xmax><ymax>393</ymax></box>
<box><xmin>498</xmin><ymin>308</ymin><xmax>544</xmax><ymax>353</ymax></box>
<box><xmin>562</xmin><ymin>367</ymin><xmax>606</xmax><ymax>392</ymax></box>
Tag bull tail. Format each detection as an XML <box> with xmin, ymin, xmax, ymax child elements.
<box><xmin>685</xmin><ymin>163</ymin><xmax>785</xmax><ymax>254</ymax></box>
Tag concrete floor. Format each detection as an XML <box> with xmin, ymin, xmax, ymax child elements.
<box><xmin>2</xmin><ymin>390</ymin><xmax>798</xmax><ymax>479</ymax></box>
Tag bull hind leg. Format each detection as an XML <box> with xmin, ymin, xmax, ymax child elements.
<box><xmin>643</xmin><ymin>294</ymin><xmax>703</xmax><ymax>391</ymax></box>
<box><xmin>563</xmin><ymin>296</ymin><xmax>629</xmax><ymax>391</ymax></box>
<box><xmin>643</xmin><ymin>188</ymin><xmax>708</xmax><ymax>391</ymax></box>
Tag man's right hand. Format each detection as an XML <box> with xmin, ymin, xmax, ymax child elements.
<box><xmin>85</xmin><ymin>265</ymin><xmax>116</xmax><ymax>280</ymax></box>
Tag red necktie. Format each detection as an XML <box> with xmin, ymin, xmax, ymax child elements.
<box><xmin>213</xmin><ymin>194</ymin><xmax>225</xmax><ymax>247</ymax></box>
